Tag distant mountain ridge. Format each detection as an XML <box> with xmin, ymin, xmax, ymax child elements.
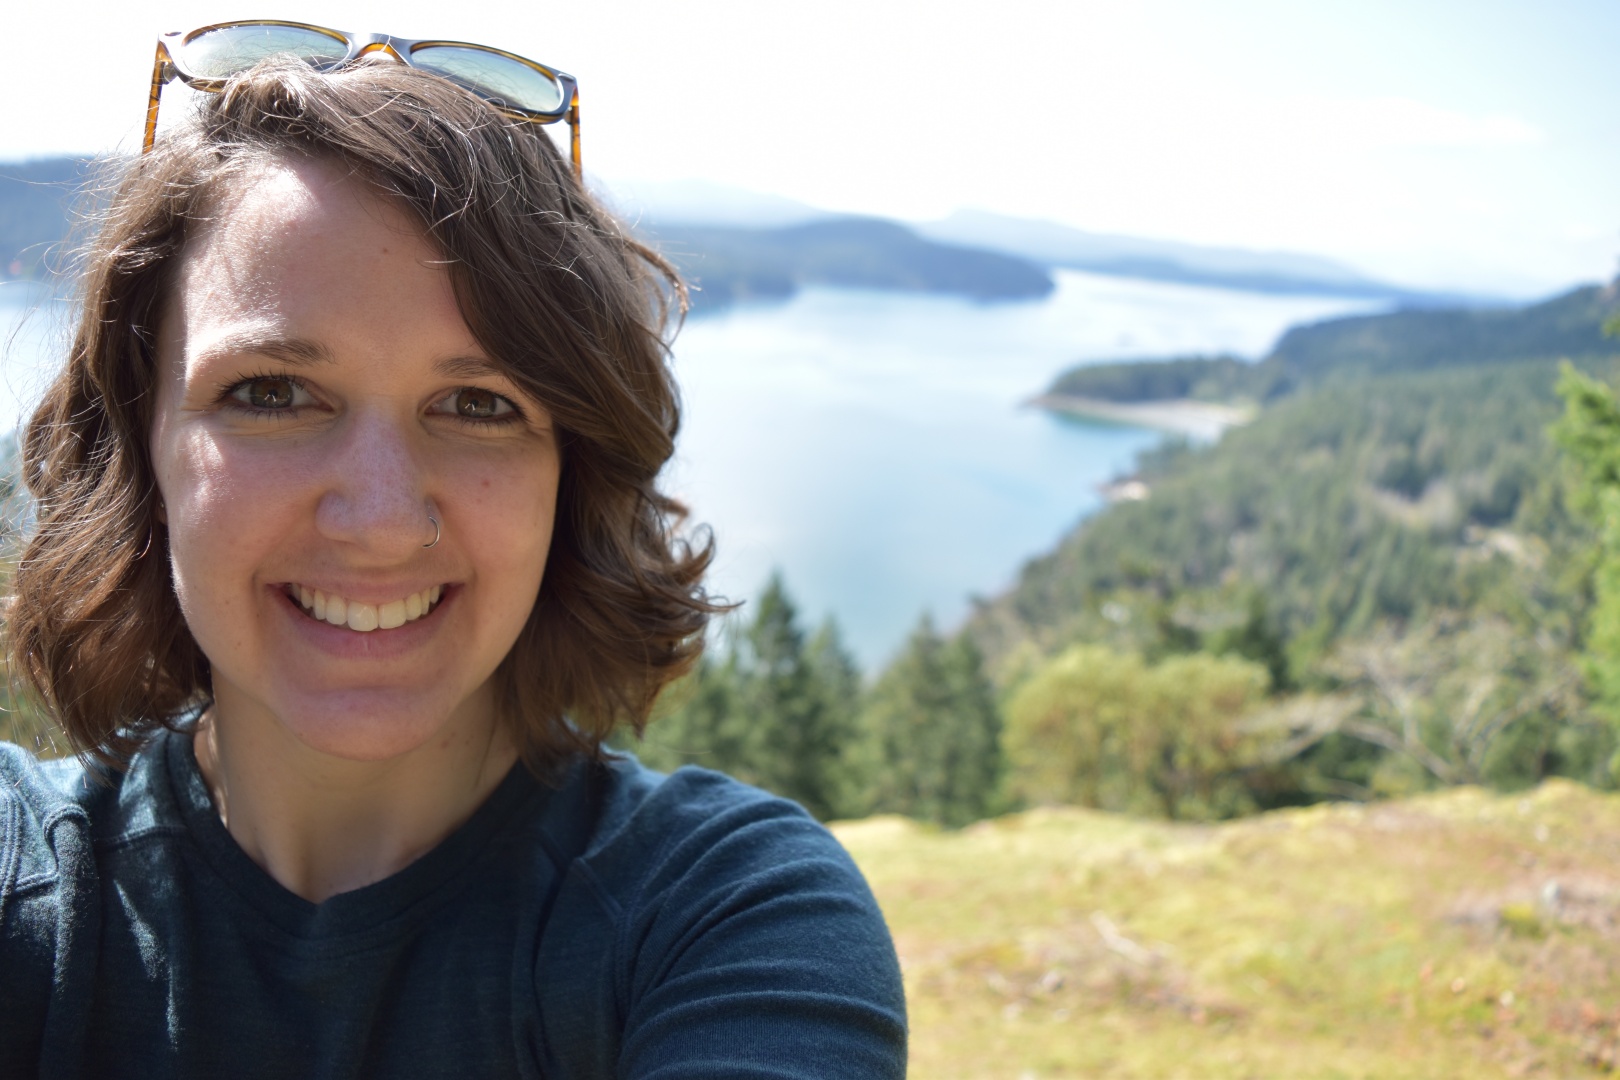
<box><xmin>644</xmin><ymin>217</ymin><xmax>1055</xmax><ymax>312</ymax></box>
<box><xmin>918</xmin><ymin>209</ymin><xmax>1485</xmax><ymax>307</ymax></box>
<box><xmin>1046</xmin><ymin>281</ymin><xmax>1620</xmax><ymax>405</ymax></box>
<box><xmin>604</xmin><ymin>181</ymin><xmax>1488</xmax><ymax>306</ymax></box>
<box><xmin>0</xmin><ymin>158</ymin><xmax>1054</xmax><ymax>314</ymax></box>
<box><xmin>1</xmin><ymin>160</ymin><xmax>1486</xmax><ymax>311</ymax></box>
<box><xmin>1266</xmin><ymin>284</ymin><xmax>1617</xmax><ymax>374</ymax></box>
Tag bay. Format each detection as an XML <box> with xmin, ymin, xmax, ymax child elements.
<box><xmin>0</xmin><ymin>270</ymin><xmax>1381</xmax><ymax>667</ymax></box>
<box><xmin>665</xmin><ymin>270</ymin><xmax>1380</xmax><ymax>665</ymax></box>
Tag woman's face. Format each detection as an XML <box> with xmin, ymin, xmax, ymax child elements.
<box><xmin>150</xmin><ymin>156</ymin><xmax>560</xmax><ymax>762</ymax></box>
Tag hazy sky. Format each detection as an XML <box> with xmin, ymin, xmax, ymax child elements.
<box><xmin>3</xmin><ymin>0</ymin><xmax>1614</xmax><ymax>296</ymax></box>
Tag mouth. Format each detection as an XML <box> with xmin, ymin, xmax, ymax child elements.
<box><xmin>286</xmin><ymin>583</ymin><xmax>445</xmax><ymax>633</ymax></box>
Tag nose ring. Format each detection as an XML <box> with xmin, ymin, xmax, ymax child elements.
<box><xmin>424</xmin><ymin>515</ymin><xmax>441</xmax><ymax>549</ymax></box>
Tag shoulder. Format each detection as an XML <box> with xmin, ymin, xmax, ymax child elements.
<box><xmin>586</xmin><ymin>754</ymin><xmax>833</xmax><ymax>864</ymax></box>
<box><xmin>0</xmin><ymin>737</ymin><xmax>180</xmax><ymax>863</ymax></box>
<box><xmin>541</xmin><ymin>754</ymin><xmax>907</xmax><ymax>1078</ymax></box>
<box><xmin>0</xmin><ymin>743</ymin><xmax>96</xmax><ymax>892</ymax></box>
<box><xmin>0</xmin><ymin>736</ymin><xmax>179</xmax><ymax>939</ymax></box>
<box><xmin>0</xmin><ymin>744</ymin><xmax>110</xmax><ymax>1066</ymax></box>
<box><xmin>578</xmin><ymin>754</ymin><xmax>877</xmax><ymax>920</ymax></box>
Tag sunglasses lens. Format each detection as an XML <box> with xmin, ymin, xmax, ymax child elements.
<box><xmin>181</xmin><ymin>24</ymin><xmax>349</xmax><ymax>79</ymax></box>
<box><xmin>409</xmin><ymin>45</ymin><xmax>566</xmax><ymax>115</ymax></box>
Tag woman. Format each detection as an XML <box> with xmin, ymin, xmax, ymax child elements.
<box><xmin>0</xmin><ymin>32</ymin><xmax>906</xmax><ymax>1079</ymax></box>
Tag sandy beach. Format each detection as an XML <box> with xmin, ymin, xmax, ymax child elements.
<box><xmin>1029</xmin><ymin>392</ymin><xmax>1255</xmax><ymax>440</ymax></box>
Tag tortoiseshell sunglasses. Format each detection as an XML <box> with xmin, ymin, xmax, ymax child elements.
<box><xmin>143</xmin><ymin>21</ymin><xmax>582</xmax><ymax>178</ymax></box>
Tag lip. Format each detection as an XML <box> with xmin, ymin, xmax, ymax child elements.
<box><xmin>272</xmin><ymin>582</ymin><xmax>455</xmax><ymax>661</ymax></box>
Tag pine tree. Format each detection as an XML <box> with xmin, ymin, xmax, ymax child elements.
<box><xmin>1552</xmin><ymin>360</ymin><xmax>1620</xmax><ymax>779</ymax></box>
<box><xmin>635</xmin><ymin>651</ymin><xmax>745</xmax><ymax>775</ymax></box>
<box><xmin>637</xmin><ymin>573</ymin><xmax>864</xmax><ymax>821</ymax></box>
<box><xmin>862</xmin><ymin>615</ymin><xmax>1003</xmax><ymax>827</ymax></box>
<box><xmin>734</xmin><ymin>575</ymin><xmax>859</xmax><ymax>820</ymax></box>
<box><xmin>806</xmin><ymin>617</ymin><xmax>867</xmax><ymax>817</ymax></box>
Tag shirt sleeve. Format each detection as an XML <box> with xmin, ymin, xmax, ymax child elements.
<box><xmin>599</xmin><ymin>769</ymin><xmax>908</xmax><ymax>1080</ymax></box>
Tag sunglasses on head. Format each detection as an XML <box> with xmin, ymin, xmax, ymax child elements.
<box><xmin>143</xmin><ymin>21</ymin><xmax>582</xmax><ymax>179</ymax></box>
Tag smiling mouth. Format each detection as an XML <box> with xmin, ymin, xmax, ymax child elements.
<box><xmin>288</xmin><ymin>583</ymin><xmax>444</xmax><ymax>632</ymax></box>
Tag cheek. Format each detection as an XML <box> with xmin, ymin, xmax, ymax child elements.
<box><xmin>449</xmin><ymin>455</ymin><xmax>561</xmax><ymax>588</ymax></box>
<box><xmin>156</xmin><ymin>430</ymin><xmax>309</xmax><ymax>596</ymax></box>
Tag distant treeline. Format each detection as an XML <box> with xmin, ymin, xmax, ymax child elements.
<box><xmin>1047</xmin><ymin>355</ymin><xmax>1254</xmax><ymax>403</ymax></box>
<box><xmin>1048</xmin><ymin>284</ymin><xmax>1619</xmax><ymax>403</ymax></box>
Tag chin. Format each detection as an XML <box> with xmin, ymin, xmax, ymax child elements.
<box><xmin>272</xmin><ymin>690</ymin><xmax>471</xmax><ymax>762</ymax></box>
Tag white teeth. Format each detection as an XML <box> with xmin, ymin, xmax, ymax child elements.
<box><xmin>293</xmin><ymin>584</ymin><xmax>442</xmax><ymax>632</ymax></box>
<box><xmin>377</xmin><ymin>600</ymin><xmax>406</xmax><ymax>630</ymax></box>
<box><xmin>347</xmin><ymin>603</ymin><xmax>379</xmax><ymax>632</ymax></box>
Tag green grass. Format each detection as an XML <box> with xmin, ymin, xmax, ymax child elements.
<box><xmin>833</xmin><ymin>781</ymin><xmax>1620</xmax><ymax>1078</ymax></box>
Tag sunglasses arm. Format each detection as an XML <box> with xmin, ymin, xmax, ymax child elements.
<box><xmin>142</xmin><ymin>42</ymin><xmax>176</xmax><ymax>154</ymax></box>
<box><xmin>568</xmin><ymin>90</ymin><xmax>581</xmax><ymax>182</ymax></box>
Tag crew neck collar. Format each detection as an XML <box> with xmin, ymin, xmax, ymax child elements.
<box><xmin>161</xmin><ymin>728</ymin><xmax>541</xmax><ymax>943</ymax></box>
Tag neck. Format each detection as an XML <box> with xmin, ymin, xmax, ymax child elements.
<box><xmin>193</xmin><ymin>691</ymin><xmax>518</xmax><ymax>904</ymax></box>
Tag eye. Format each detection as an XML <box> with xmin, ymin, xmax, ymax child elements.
<box><xmin>431</xmin><ymin>387</ymin><xmax>519</xmax><ymax>421</ymax></box>
<box><xmin>228</xmin><ymin>375</ymin><xmax>312</xmax><ymax>412</ymax></box>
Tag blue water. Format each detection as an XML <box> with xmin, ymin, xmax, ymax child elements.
<box><xmin>0</xmin><ymin>271</ymin><xmax>1380</xmax><ymax>667</ymax></box>
<box><xmin>665</xmin><ymin>271</ymin><xmax>1380</xmax><ymax>664</ymax></box>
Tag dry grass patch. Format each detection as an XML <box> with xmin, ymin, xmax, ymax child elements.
<box><xmin>833</xmin><ymin>781</ymin><xmax>1620</xmax><ymax>1078</ymax></box>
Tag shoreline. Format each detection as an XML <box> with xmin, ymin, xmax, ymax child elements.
<box><xmin>1029</xmin><ymin>392</ymin><xmax>1255</xmax><ymax>440</ymax></box>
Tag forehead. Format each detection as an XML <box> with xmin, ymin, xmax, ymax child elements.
<box><xmin>172</xmin><ymin>156</ymin><xmax>458</xmax><ymax>334</ymax></box>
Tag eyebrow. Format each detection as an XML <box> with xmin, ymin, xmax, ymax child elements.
<box><xmin>192</xmin><ymin>337</ymin><xmax>509</xmax><ymax>383</ymax></box>
<box><xmin>434</xmin><ymin>354</ymin><xmax>507</xmax><ymax>380</ymax></box>
<box><xmin>193</xmin><ymin>332</ymin><xmax>335</xmax><ymax>369</ymax></box>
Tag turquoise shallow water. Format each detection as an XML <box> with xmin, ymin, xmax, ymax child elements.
<box><xmin>0</xmin><ymin>271</ymin><xmax>1379</xmax><ymax>666</ymax></box>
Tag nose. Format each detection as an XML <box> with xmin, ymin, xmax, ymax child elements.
<box><xmin>313</xmin><ymin>407</ymin><xmax>434</xmax><ymax>558</ymax></box>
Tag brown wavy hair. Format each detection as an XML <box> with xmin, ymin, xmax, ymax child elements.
<box><xmin>6</xmin><ymin>56</ymin><xmax>719</xmax><ymax>772</ymax></box>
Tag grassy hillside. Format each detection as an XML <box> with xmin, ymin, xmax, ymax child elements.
<box><xmin>837</xmin><ymin>780</ymin><xmax>1620</xmax><ymax>1078</ymax></box>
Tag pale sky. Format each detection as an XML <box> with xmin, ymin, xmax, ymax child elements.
<box><xmin>3</xmin><ymin>0</ymin><xmax>1614</xmax><ymax>296</ymax></box>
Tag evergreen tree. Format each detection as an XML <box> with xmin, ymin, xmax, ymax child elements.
<box><xmin>805</xmin><ymin>617</ymin><xmax>867</xmax><ymax>817</ymax></box>
<box><xmin>635</xmin><ymin>651</ymin><xmax>746</xmax><ymax>775</ymax></box>
<box><xmin>733</xmin><ymin>574</ymin><xmax>856</xmax><ymax>819</ymax></box>
<box><xmin>862</xmin><ymin>615</ymin><xmax>1003</xmax><ymax>827</ymax></box>
<box><xmin>637</xmin><ymin>573</ymin><xmax>862</xmax><ymax>821</ymax></box>
<box><xmin>1552</xmin><ymin>360</ymin><xmax>1620</xmax><ymax>777</ymax></box>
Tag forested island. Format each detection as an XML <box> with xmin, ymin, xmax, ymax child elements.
<box><xmin>643</xmin><ymin>217</ymin><xmax>1056</xmax><ymax>312</ymax></box>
